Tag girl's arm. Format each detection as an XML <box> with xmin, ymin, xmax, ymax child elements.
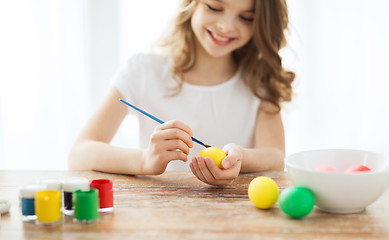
<box><xmin>239</xmin><ymin>101</ymin><xmax>285</xmax><ymax>172</ymax></box>
<box><xmin>68</xmin><ymin>87</ymin><xmax>193</xmax><ymax>175</ymax></box>
<box><xmin>68</xmin><ymin>87</ymin><xmax>144</xmax><ymax>174</ymax></box>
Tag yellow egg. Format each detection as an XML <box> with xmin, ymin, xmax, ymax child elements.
<box><xmin>248</xmin><ymin>176</ymin><xmax>279</xmax><ymax>209</ymax></box>
<box><xmin>198</xmin><ymin>147</ymin><xmax>226</xmax><ymax>169</ymax></box>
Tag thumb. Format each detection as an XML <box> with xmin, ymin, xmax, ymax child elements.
<box><xmin>221</xmin><ymin>144</ymin><xmax>241</xmax><ymax>169</ymax></box>
<box><xmin>221</xmin><ymin>157</ymin><xmax>233</xmax><ymax>169</ymax></box>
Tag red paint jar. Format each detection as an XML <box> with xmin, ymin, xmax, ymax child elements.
<box><xmin>90</xmin><ymin>179</ymin><xmax>113</xmax><ymax>212</ymax></box>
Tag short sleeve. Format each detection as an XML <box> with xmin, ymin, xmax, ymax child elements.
<box><xmin>111</xmin><ymin>54</ymin><xmax>147</xmax><ymax>107</ymax></box>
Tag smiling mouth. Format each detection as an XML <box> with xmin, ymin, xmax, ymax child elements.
<box><xmin>213</xmin><ymin>33</ymin><xmax>229</xmax><ymax>42</ymax></box>
<box><xmin>208</xmin><ymin>30</ymin><xmax>235</xmax><ymax>44</ymax></box>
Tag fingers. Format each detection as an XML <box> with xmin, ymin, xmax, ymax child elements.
<box><xmin>157</xmin><ymin>120</ymin><xmax>194</xmax><ymax>148</ymax></box>
<box><xmin>204</xmin><ymin>157</ymin><xmax>240</xmax><ymax>180</ymax></box>
<box><xmin>191</xmin><ymin>156</ymin><xmax>216</xmax><ymax>184</ymax></box>
<box><xmin>147</xmin><ymin>120</ymin><xmax>194</xmax><ymax>172</ymax></box>
<box><xmin>162</xmin><ymin>139</ymin><xmax>191</xmax><ymax>155</ymax></box>
<box><xmin>150</xmin><ymin>120</ymin><xmax>194</xmax><ymax>153</ymax></box>
<box><xmin>190</xmin><ymin>156</ymin><xmax>240</xmax><ymax>186</ymax></box>
<box><xmin>163</xmin><ymin>150</ymin><xmax>188</xmax><ymax>162</ymax></box>
<box><xmin>197</xmin><ymin>157</ymin><xmax>218</xmax><ymax>183</ymax></box>
<box><xmin>190</xmin><ymin>157</ymin><xmax>207</xmax><ymax>183</ymax></box>
<box><xmin>159</xmin><ymin>120</ymin><xmax>193</xmax><ymax>136</ymax></box>
<box><xmin>151</xmin><ymin>129</ymin><xmax>192</xmax><ymax>151</ymax></box>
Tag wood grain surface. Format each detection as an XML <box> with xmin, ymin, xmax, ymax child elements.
<box><xmin>0</xmin><ymin>170</ymin><xmax>389</xmax><ymax>239</ymax></box>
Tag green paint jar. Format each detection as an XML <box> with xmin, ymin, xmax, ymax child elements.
<box><xmin>74</xmin><ymin>188</ymin><xmax>99</xmax><ymax>224</ymax></box>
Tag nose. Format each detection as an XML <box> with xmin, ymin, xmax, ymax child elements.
<box><xmin>216</xmin><ymin>14</ymin><xmax>235</xmax><ymax>33</ymax></box>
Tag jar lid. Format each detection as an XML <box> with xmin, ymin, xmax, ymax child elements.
<box><xmin>19</xmin><ymin>184</ymin><xmax>47</xmax><ymax>198</ymax></box>
<box><xmin>37</xmin><ymin>178</ymin><xmax>62</xmax><ymax>191</ymax></box>
<box><xmin>0</xmin><ymin>199</ymin><xmax>11</xmax><ymax>214</ymax></box>
<box><xmin>62</xmin><ymin>177</ymin><xmax>90</xmax><ymax>192</ymax></box>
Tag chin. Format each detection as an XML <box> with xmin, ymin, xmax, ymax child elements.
<box><xmin>205</xmin><ymin>48</ymin><xmax>233</xmax><ymax>59</ymax></box>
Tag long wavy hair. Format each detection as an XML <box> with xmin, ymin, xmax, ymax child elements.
<box><xmin>158</xmin><ymin>0</ymin><xmax>295</xmax><ymax>112</ymax></box>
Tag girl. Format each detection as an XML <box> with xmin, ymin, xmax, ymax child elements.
<box><xmin>68</xmin><ymin>0</ymin><xmax>295</xmax><ymax>186</ymax></box>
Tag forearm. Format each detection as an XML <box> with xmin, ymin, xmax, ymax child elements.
<box><xmin>68</xmin><ymin>140</ymin><xmax>145</xmax><ymax>175</ymax></box>
<box><xmin>240</xmin><ymin>147</ymin><xmax>285</xmax><ymax>172</ymax></box>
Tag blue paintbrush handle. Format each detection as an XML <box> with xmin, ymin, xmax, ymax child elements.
<box><xmin>119</xmin><ymin>99</ymin><xmax>208</xmax><ymax>148</ymax></box>
<box><xmin>120</xmin><ymin>99</ymin><xmax>164</xmax><ymax>124</ymax></box>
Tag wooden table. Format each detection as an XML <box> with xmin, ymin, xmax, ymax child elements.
<box><xmin>0</xmin><ymin>170</ymin><xmax>389</xmax><ymax>239</ymax></box>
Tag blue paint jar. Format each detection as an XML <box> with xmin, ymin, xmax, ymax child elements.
<box><xmin>19</xmin><ymin>184</ymin><xmax>47</xmax><ymax>222</ymax></box>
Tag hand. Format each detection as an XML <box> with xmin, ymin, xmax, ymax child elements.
<box><xmin>142</xmin><ymin>120</ymin><xmax>193</xmax><ymax>175</ymax></box>
<box><xmin>190</xmin><ymin>144</ymin><xmax>243</xmax><ymax>186</ymax></box>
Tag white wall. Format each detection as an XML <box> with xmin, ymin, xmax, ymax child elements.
<box><xmin>0</xmin><ymin>0</ymin><xmax>177</xmax><ymax>169</ymax></box>
<box><xmin>0</xmin><ymin>0</ymin><xmax>89</xmax><ymax>169</ymax></box>
<box><xmin>283</xmin><ymin>0</ymin><xmax>389</xmax><ymax>156</ymax></box>
<box><xmin>0</xmin><ymin>0</ymin><xmax>122</xmax><ymax>169</ymax></box>
<box><xmin>0</xmin><ymin>97</ymin><xmax>3</xmax><ymax>169</ymax></box>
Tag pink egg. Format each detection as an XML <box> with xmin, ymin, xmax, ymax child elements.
<box><xmin>314</xmin><ymin>165</ymin><xmax>337</xmax><ymax>172</ymax></box>
<box><xmin>344</xmin><ymin>164</ymin><xmax>372</xmax><ymax>173</ymax></box>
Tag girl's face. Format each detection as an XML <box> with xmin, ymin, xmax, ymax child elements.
<box><xmin>191</xmin><ymin>0</ymin><xmax>255</xmax><ymax>59</ymax></box>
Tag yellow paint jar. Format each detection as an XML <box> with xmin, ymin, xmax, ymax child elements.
<box><xmin>35</xmin><ymin>190</ymin><xmax>61</xmax><ymax>225</ymax></box>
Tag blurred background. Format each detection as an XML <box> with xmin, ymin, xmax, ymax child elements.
<box><xmin>0</xmin><ymin>0</ymin><xmax>388</xmax><ymax>170</ymax></box>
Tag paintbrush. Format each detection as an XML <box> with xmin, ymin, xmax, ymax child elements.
<box><xmin>119</xmin><ymin>99</ymin><xmax>211</xmax><ymax>148</ymax></box>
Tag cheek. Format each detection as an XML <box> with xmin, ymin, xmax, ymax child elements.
<box><xmin>191</xmin><ymin>9</ymin><xmax>204</xmax><ymax>34</ymax></box>
<box><xmin>240</xmin><ymin>24</ymin><xmax>254</xmax><ymax>42</ymax></box>
<box><xmin>191</xmin><ymin>6</ymin><xmax>215</xmax><ymax>30</ymax></box>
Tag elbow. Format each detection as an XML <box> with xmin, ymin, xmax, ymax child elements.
<box><xmin>272</xmin><ymin>149</ymin><xmax>285</xmax><ymax>171</ymax></box>
<box><xmin>68</xmin><ymin>143</ymin><xmax>91</xmax><ymax>171</ymax></box>
<box><xmin>68</xmin><ymin>148</ymin><xmax>80</xmax><ymax>170</ymax></box>
<box><xmin>274</xmin><ymin>159</ymin><xmax>285</xmax><ymax>171</ymax></box>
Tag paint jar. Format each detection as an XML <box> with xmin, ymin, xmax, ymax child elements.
<box><xmin>0</xmin><ymin>199</ymin><xmax>11</xmax><ymax>215</ymax></box>
<box><xmin>37</xmin><ymin>178</ymin><xmax>62</xmax><ymax>191</ymax></box>
<box><xmin>74</xmin><ymin>188</ymin><xmax>99</xmax><ymax>224</ymax></box>
<box><xmin>19</xmin><ymin>184</ymin><xmax>47</xmax><ymax>222</ymax></box>
<box><xmin>62</xmin><ymin>177</ymin><xmax>89</xmax><ymax>215</ymax></box>
<box><xmin>90</xmin><ymin>179</ymin><xmax>114</xmax><ymax>212</ymax></box>
<box><xmin>35</xmin><ymin>190</ymin><xmax>61</xmax><ymax>225</ymax></box>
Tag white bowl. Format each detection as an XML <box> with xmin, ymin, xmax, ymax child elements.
<box><xmin>285</xmin><ymin>149</ymin><xmax>389</xmax><ymax>214</ymax></box>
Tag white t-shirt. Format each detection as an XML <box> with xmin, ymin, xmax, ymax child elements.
<box><xmin>112</xmin><ymin>53</ymin><xmax>260</xmax><ymax>171</ymax></box>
